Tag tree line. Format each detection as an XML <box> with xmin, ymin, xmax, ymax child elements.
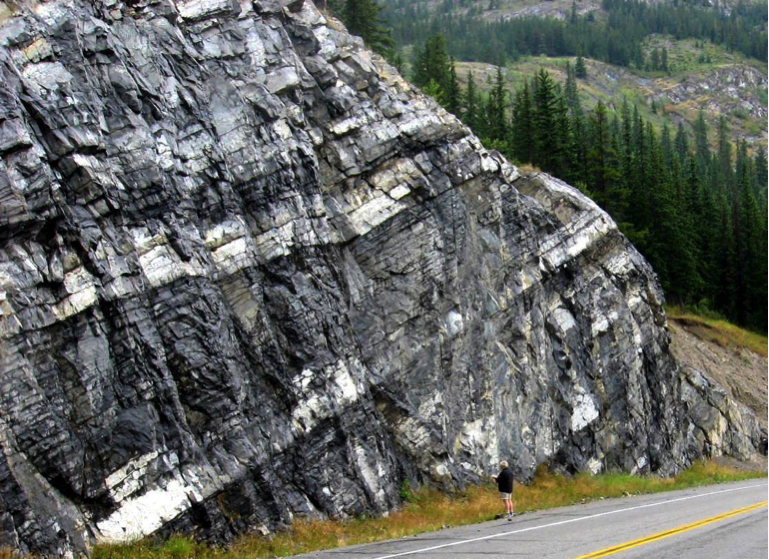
<box><xmin>383</xmin><ymin>0</ymin><xmax>768</xmax><ymax>68</ymax></box>
<box><xmin>412</xmin><ymin>34</ymin><xmax>767</xmax><ymax>332</ymax></box>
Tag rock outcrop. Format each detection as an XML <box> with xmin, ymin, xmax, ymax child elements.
<box><xmin>664</xmin><ymin>65</ymin><xmax>768</xmax><ymax>122</ymax></box>
<box><xmin>0</xmin><ymin>1</ymin><xmax>763</xmax><ymax>556</ymax></box>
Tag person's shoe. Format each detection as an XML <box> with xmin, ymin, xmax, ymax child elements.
<box><xmin>507</xmin><ymin>512</ymin><xmax>515</xmax><ymax>520</ymax></box>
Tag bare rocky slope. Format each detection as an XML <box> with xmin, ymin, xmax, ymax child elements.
<box><xmin>670</xmin><ymin>321</ymin><xmax>768</xmax><ymax>432</ymax></box>
<box><xmin>0</xmin><ymin>1</ymin><xmax>764</xmax><ymax>557</ymax></box>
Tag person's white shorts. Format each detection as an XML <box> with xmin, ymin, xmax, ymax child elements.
<box><xmin>499</xmin><ymin>492</ymin><xmax>512</xmax><ymax>500</ymax></box>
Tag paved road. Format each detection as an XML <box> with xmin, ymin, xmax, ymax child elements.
<box><xmin>297</xmin><ymin>479</ymin><xmax>768</xmax><ymax>559</ymax></box>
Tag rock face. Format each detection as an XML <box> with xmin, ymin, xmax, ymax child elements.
<box><xmin>0</xmin><ymin>0</ymin><xmax>763</xmax><ymax>556</ymax></box>
<box><xmin>664</xmin><ymin>65</ymin><xmax>768</xmax><ymax>122</ymax></box>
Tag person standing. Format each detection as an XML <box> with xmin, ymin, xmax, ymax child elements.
<box><xmin>492</xmin><ymin>461</ymin><xmax>514</xmax><ymax>520</ymax></box>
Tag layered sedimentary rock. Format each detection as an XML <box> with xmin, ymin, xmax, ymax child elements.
<box><xmin>0</xmin><ymin>1</ymin><xmax>763</xmax><ymax>556</ymax></box>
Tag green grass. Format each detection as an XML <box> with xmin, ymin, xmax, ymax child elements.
<box><xmin>667</xmin><ymin>305</ymin><xmax>768</xmax><ymax>357</ymax></box>
<box><xmin>92</xmin><ymin>460</ymin><xmax>765</xmax><ymax>559</ymax></box>
<box><xmin>746</xmin><ymin>120</ymin><xmax>764</xmax><ymax>136</ymax></box>
<box><xmin>642</xmin><ymin>35</ymin><xmax>763</xmax><ymax>74</ymax></box>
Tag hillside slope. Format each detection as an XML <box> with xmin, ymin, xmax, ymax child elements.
<box><xmin>670</xmin><ymin>320</ymin><xmax>767</xmax><ymax>431</ymax></box>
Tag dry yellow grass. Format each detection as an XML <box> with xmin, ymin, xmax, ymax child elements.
<box><xmin>666</xmin><ymin>305</ymin><xmax>768</xmax><ymax>357</ymax></box>
<box><xmin>516</xmin><ymin>163</ymin><xmax>542</xmax><ymax>174</ymax></box>
<box><xmin>93</xmin><ymin>460</ymin><xmax>765</xmax><ymax>559</ymax></box>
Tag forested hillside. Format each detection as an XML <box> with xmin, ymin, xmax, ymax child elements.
<box><xmin>452</xmin><ymin>53</ymin><xmax>766</xmax><ymax>148</ymax></box>
<box><xmin>384</xmin><ymin>0</ymin><xmax>768</xmax><ymax>66</ymax></box>
<box><xmin>328</xmin><ymin>0</ymin><xmax>768</xmax><ymax>333</ymax></box>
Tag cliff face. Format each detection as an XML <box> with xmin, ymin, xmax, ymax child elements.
<box><xmin>0</xmin><ymin>1</ymin><xmax>763</xmax><ymax>556</ymax></box>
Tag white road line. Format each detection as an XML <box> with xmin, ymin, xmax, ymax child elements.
<box><xmin>374</xmin><ymin>482</ymin><xmax>768</xmax><ymax>559</ymax></box>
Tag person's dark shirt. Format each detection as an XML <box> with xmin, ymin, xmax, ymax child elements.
<box><xmin>496</xmin><ymin>467</ymin><xmax>513</xmax><ymax>493</ymax></box>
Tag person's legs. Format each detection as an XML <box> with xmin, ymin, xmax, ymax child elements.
<box><xmin>499</xmin><ymin>493</ymin><xmax>510</xmax><ymax>518</ymax></box>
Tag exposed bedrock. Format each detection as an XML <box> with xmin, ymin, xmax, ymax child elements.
<box><xmin>0</xmin><ymin>0</ymin><xmax>763</xmax><ymax>556</ymax></box>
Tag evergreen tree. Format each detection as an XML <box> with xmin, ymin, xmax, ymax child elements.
<box><xmin>666</xmin><ymin>154</ymin><xmax>703</xmax><ymax>300</ymax></box>
<box><xmin>575</xmin><ymin>51</ymin><xmax>587</xmax><ymax>78</ymax></box>
<box><xmin>732</xmin><ymin>140</ymin><xmax>766</xmax><ymax>329</ymax></box>
<box><xmin>586</xmin><ymin>101</ymin><xmax>619</xmax><ymax>206</ymax></box>
<box><xmin>390</xmin><ymin>51</ymin><xmax>405</xmax><ymax>74</ymax></box>
<box><xmin>342</xmin><ymin>0</ymin><xmax>394</xmax><ymax>57</ymax></box>
<box><xmin>533</xmin><ymin>69</ymin><xmax>561</xmax><ymax>171</ymax></box>
<box><xmin>693</xmin><ymin>109</ymin><xmax>709</xmax><ymax>171</ymax></box>
<box><xmin>445</xmin><ymin>57</ymin><xmax>462</xmax><ymax>115</ymax></box>
<box><xmin>661</xmin><ymin>123</ymin><xmax>673</xmax><ymax>169</ymax></box>
<box><xmin>568</xmin><ymin>75</ymin><xmax>588</xmax><ymax>184</ymax></box>
<box><xmin>620</xmin><ymin>98</ymin><xmax>633</xmax><ymax>154</ymax></box>
<box><xmin>615</xmin><ymin>98</ymin><xmax>634</xmax><ymax>219</ymax></box>
<box><xmin>716</xmin><ymin>116</ymin><xmax>734</xmax><ymax>196</ymax></box>
<box><xmin>674</xmin><ymin>122</ymin><xmax>689</xmax><ymax>161</ymax></box>
<box><xmin>692</xmin><ymin>160</ymin><xmax>720</xmax><ymax>307</ymax></box>
<box><xmin>464</xmin><ymin>70</ymin><xmax>480</xmax><ymax>130</ymax></box>
<box><xmin>626</xmin><ymin>115</ymin><xmax>651</xmax><ymax>246</ymax></box>
<box><xmin>734</xmin><ymin>188</ymin><xmax>755</xmax><ymax>326</ymax></box>
<box><xmin>661</xmin><ymin>47</ymin><xmax>669</xmax><ymax>72</ymax></box>
<box><xmin>650</xmin><ymin>48</ymin><xmax>660</xmax><ymax>71</ymax></box>
<box><xmin>422</xmin><ymin>79</ymin><xmax>445</xmax><ymax>105</ymax></box>
<box><xmin>633</xmin><ymin>43</ymin><xmax>646</xmax><ymax>70</ymax></box>
<box><xmin>511</xmin><ymin>80</ymin><xmax>534</xmax><ymax>164</ymax></box>
<box><xmin>554</xmin><ymin>96</ymin><xmax>575</xmax><ymax>181</ymax></box>
<box><xmin>735</xmin><ymin>139</ymin><xmax>754</xmax><ymax>195</ymax></box>
<box><xmin>608</xmin><ymin>115</ymin><xmax>630</xmax><ymax>220</ymax></box>
<box><xmin>411</xmin><ymin>43</ymin><xmax>429</xmax><ymax>88</ymax></box>
<box><xmin>564</xmin><ymin>62</ymin><xmax>580</xmax><ymax>112</ymax></box>
<box><xmin>756</xmin><ymin>206</ymin><xmax>769</xmax><ymax>333</ymax></box>
<box><xmin>714</xmin><ymin>194</ymin><xmax>737</xmax><ymax>320</ymax></box>
<box><xmin>412</xmin><ymin>34</ymin><xmax>450</xmax><ymax>90</ymax></box>
<box><xmin>644</xmin><ymin>124</ymin><xmax>677</xmax><ymax>293</ymax></box>
<box><xmin>326</xmin><ymin>1</ymin><xmax>344</xmax><ymax>15</ymax></box>
<box><xmin>487</xmin><ymin>66</ymin><xmax>508</xmax><ymax>143</ymax></box>
<box><xmin>632</xmin><ymin>105</ymin><xmax>644</xmax><ymax>153</ymax></box>
<box><xmin>754</xmin><ymin>145</ymin><xmax>768</xmax><ymax>203</ymax></box>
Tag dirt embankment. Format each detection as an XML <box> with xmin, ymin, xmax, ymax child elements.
<box><xmin>669</xmin><ymin>319</ymin><xmax>768</xmax><ymax>430</ymax></box>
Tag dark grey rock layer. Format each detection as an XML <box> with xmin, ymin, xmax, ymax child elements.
<box><xmin>0</xmin><ymin>0</ymin><xmax>763</xmax><ymax>556</ymax></box>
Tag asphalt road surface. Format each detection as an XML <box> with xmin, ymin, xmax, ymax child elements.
<box><xmin>297</xmin><ymin>479</ymin><xmax>768</xmax><ymax>559</ymax></box>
